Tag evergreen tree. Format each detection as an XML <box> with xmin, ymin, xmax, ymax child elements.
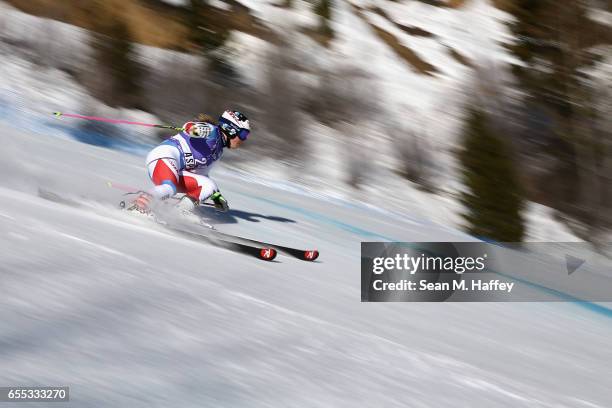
<box><xmin>506</xmin><ymin>0</ymin><xmax>610</xmax><ymax>216</ymax></box>
<box><xmin>314</xmin><ymin>0</ymin><xmax>331</xmax><ymax>19</ymax></box>
<box><xmin>459</xmin><ymin>107</ymin><xmax>525</xmax><ymax>242</ymax></box>
<box><xmin>507</xmin><ymin>0</ymin><xmax>605</xmax><ymax>125</ymax></box>
<box><xmin>188</xmin><ymin>0</ymin><xmax>228</xmax><ymax>52</ymax></box>
<box><xmin>314</xmin><ymin>0</ymin><xmax>333</xmax><ymax>36</ymax></box>
<box><xmin>91</xmin><ymin>17</ymin><xmax>145</xmax><ymax>109</ymax></box>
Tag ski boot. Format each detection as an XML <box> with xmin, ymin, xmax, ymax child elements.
<box><xmin>174</xmin><ymin>195</ymin><xmax>215</xmax><ymax>229</ymax></box>
<box><xmin>175</xmin><ymin>195</ymin><xmax>197</xmax><ymax>215</ymax></box>
<box><xmin>126</xmin><ymin>192</ymin><xmax>153</xmax><ymax>214</ymax></box>
<box><xmin>210</xmin><ymin>191</ymin><xmax>229</xmax><ymax>212</ymax></box>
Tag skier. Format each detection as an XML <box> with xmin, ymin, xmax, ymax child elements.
<box><xmin>130</xmin><ymin>110</ymin><xmax>250</xmax><ymax>214</ymax></box>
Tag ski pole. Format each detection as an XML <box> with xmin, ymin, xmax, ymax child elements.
<box><xmin>52</xmin><ymin>112</ymin><xmax>184</xmax><ymax>131</ymax></box>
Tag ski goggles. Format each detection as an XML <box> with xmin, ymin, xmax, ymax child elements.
<box><xmin>221</xmin><ymin>122</ymin><xmax>250</xmax><ymax>141</ymax></box>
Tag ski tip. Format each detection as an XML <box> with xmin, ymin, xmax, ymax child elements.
<box><xmin>259</xmin><ymin>248</ymin><xmax>277</xmax><ymax>261</ymax></box>
<box><xmin>53</xmin><ymin>111</ymin><xmax>62</xmax><ymax>117</ymax></box>
<box><xmin>303</xmin><ymin>250</ymin><xmax>319</xmax><ymax>261</ymax></box>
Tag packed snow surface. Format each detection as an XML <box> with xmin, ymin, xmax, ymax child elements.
<box><xmin>1</xmin><ymin>0</ymin><xmax>611</xmax><ymax>405</ymax></box>
<box><xmin>1</xmin><ymin>124</ymin><xmax>612</xmax><ymax>407</ymax></box>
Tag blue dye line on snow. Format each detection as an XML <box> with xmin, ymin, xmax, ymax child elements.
<box><xmin>494</xmin><ymin>269</ymin><xmax>612</xmax><ymax>319</ymax></box>
<box><xmin>241</xmin><ymin>190</ymin><xmax>612</xmax><ymax>319</ymax></box>
<box><xmin>237</xmin><ymin>192</ymin><xmax>400</xmax><ymax>242</ymax></box>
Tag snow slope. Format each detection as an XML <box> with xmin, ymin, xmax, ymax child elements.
<box><xmin>1</xmin><ymin>124</ymin><xmax>612</xmax><ymax>407</ymax></box>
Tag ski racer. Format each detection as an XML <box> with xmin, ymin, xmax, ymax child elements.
<box><xmin>130</xmin><ymin>110</ymin><xmax>250</xmax><ymax>214</ymax></box>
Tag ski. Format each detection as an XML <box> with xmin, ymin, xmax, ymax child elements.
<box><xmin>110</xmin><ymin>181</ymin><xmax>319</xmax><ymax>262</ymax></box>
<box><xmin>38</xmin><ymin>188</ymin><xmax>277</xmax><ymax>262</ymax></box>
<box><xmin>165</xmin><ymin>225</ymin><xmax>278</xmax><ymax>262</ymax></box>
<box><xmin>206</xmin><ymin>229</ymin><xmax>319</xmax><ymax>262</ymax></box>
<box><xmin>116</xmin><ymin>199</ymin><xmax>278</xmax><ymax>262</ymax></box>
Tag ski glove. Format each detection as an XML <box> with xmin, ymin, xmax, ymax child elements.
<box><xmin>210</xmin><ymin>191</ymin><xmax>229</xmax><ymax>212</ymax></box>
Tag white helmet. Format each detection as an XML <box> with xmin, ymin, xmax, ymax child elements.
<box><xmin>218</xmin><ymin>110</ymin><xmax>250</xmax><ymax>141</ymax></box>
